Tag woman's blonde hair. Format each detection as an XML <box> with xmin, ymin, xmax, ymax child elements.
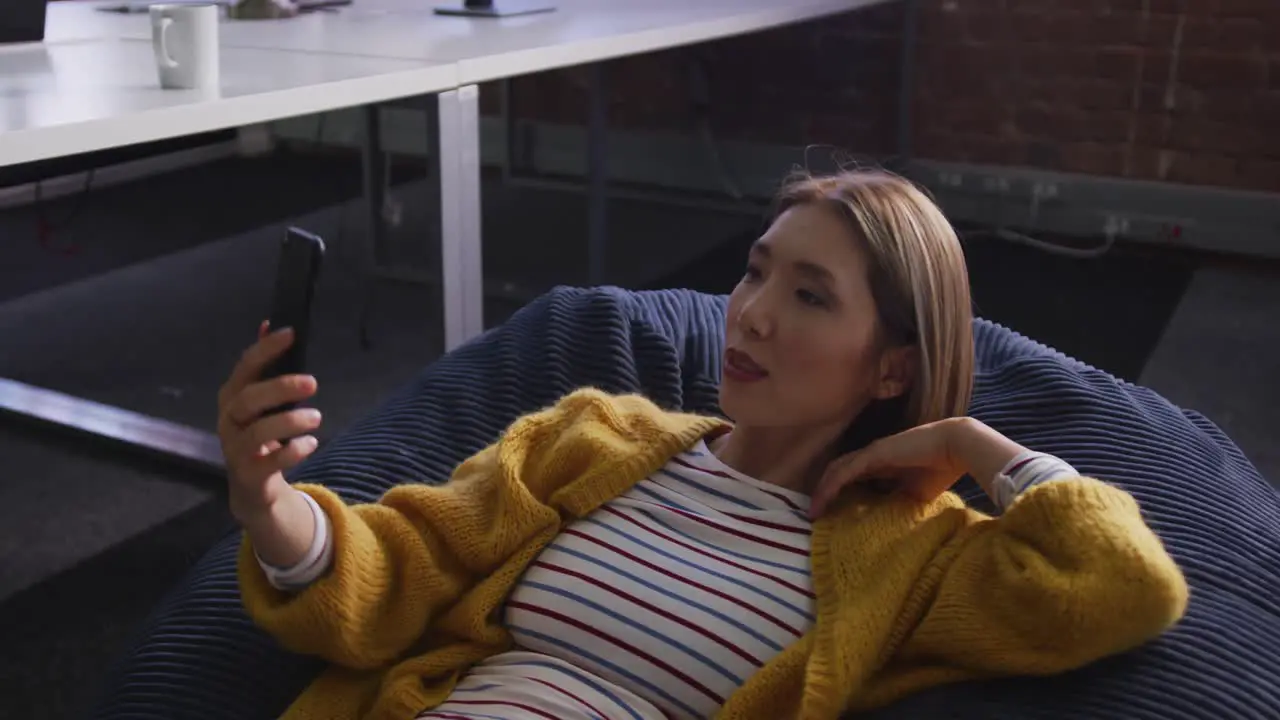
<box><xmin>774</xmin><ymin>169</ymin><xmax>974</xmax><ymax>447</ymax></box>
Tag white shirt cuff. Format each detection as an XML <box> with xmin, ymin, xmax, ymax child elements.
<box><xmin>991</xmin><ymin>450</ymin><xmax>1078</xmax><ymax>510</ymax></box>
<box><xmin>255</xmin><ymin>490</ymin><xmax>335</xmax><ymax>592</ymax></box>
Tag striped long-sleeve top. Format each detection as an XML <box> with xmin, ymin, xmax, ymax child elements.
<box><xmin>262</xmin><ymin>441</ymin><xmax>1076</xmax><ymax>720</ymax></box>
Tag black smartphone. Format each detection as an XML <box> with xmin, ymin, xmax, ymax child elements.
<box><xmin>261</xmin><ymin>227</ymin><xmax>325</xmax><ymax>399</ymax></box>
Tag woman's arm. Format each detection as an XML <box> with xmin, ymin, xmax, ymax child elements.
<box><xmin>216</xmin><ymin>326</ymin><xmax>661</xmax><ymax>670</ymax></box>
<box><xmin>904</xmin><ymin>419</ymin><xmax>1188</xmax><ymax>675</ymax></box>
<box><xmin>814</xmin><ymin>418</ymin><xmax>1188</xmax><ymax>676</ymax></box>
<box><xmin>236</xmin><ymin>388</ymin><xmax>722</xmax><ymax>671</ymax></box>
<box><xmin>952</xmin><ymin>417</ymin><xmax>1083</xmax><ymax>509</ymax></box>
<box><xmin>236</xmin><ymin>442</ymin><xmax>560</xmax><ymax>671</ymax></box>
<box><xmin>899</xmin><ymin>475</ymin><xmax>1188</xmax><ymax>676</ymax></box>
<box><xmin>239</xmin><ymin>487</ymin><xmax>320</xmax><ymax>573</ymax></box>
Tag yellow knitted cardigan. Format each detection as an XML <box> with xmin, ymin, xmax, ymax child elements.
<box><xmin>239</xmin><ymin>388</ymin><xmax>1188</xmax><ymax>720</ymax></box>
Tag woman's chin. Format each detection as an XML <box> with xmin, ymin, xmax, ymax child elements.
<box><xmin>718</xmin><ymin>384</ymin><xmax>770</xmax><ymax>424</ymax></box>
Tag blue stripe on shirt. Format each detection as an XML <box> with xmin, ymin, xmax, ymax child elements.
<box><xmin>450</xmin><ymin>683</ymin><xmax>501</xmax><ymax>693</ymax></box>
<box><xmin>421</xmin><ymin>709</ymin><xmax>508</xmax><ymax>720</ymax></box>
<box><xmin>511</xmin><ymin>626</ymin><xmax>703</xmax><ymax>719</ymax></box>
<box><xmin>581</xmin><ymin>517</ymin><xmax>816</xmax><ymax>622</ymax></box>
<box><xmin>542</xmin><ymin>543</ymin><xmax>783</xmax><ymax>651</ymax></box>
<box><xmin>520</xmin><ymin>580</ymin><xmax>745</xmax><ymax>685</ymax></box>
<box><xmin>631</xmin><ymin>483</ymin><xmax>698</xmax><ymax>513</ymax></box>
<box><xmin>656</xmin><ymin>468</ymin><xmax>763</xmax><ymax>510</ymax></box>
<box><xmin>507</xmin><ymin>659</ymin><xmax>642</xmax><ymax>720</ymax></box>
<box><xmin>628</xmin><ymin>504</ymin><xmax>811</xmax><ymax>578</ymax></box>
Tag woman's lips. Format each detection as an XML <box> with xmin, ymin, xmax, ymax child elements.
<box><xmin>723</xmin><ymin>348</ymin><xmax>769</xmax><ymax>383</ymax></box>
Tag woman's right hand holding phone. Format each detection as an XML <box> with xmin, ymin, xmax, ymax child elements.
<box><xmin>217</xmin><ymin>321</ymin><xmax>323</xmax><ymax>568</ymax></box>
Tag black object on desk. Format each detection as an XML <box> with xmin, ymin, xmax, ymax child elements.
<box><xmin>434</xmin><ymin>0</ymin><xmax>555</xmax><ymax>18</ymax></box>
<box><xmin>0</xmin><ymin>0</ymin><xmax>47</xmax><ymax>43</ymax></box>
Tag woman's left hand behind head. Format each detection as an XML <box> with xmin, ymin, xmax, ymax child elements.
<box><xmin>809</xmin><ymin>418</ymin><xmax>974</xmax><ymax>519</ymax></box>
<box><xmin>810</xmin><ymin>417</ymin><xmax>1027</xmax><ymax>519</ymax></box>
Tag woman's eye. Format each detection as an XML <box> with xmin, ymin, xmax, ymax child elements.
<box><xmin>796</xmin><ymin>289</ymin><xmax>827</xmax><ymax>307</ymax></box>
<box><xmin>742</xmin><ymin>263</ymin><xmax>763</xmax><ymax>282</ymax></box>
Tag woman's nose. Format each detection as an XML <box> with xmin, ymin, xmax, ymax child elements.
<box><xmin>738</xmin><ymin>293</ymin><xmax>773</xmax><ymax>339</ymax></box>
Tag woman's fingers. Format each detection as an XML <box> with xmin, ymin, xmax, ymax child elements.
<box><xmin>224</xmin><ymin>408</ymin><xmax>320</xmax><ymax>468</ymax></box>
<box><xmin>234</xmin><ymin>435</ymin><xmax>319</xmax><ymax>508</ymax></box>
<box><xmin>810</xmin><ymin>450</ymin><xmax>872</xmax><ymax>519</ymax></box>
<box><xmin>809</xmin><ymin>422</ymin><xmax>971</xmax><ymax>518</ymax></box>
<box><xmin>254</xmin><ymin>440</ymin><xmax>283</xmax><ymax>458</ymax></box>
<box><xmin>249</xmin><ymin>435</ymin><xmax>320</xmax><ymax>478</ymax></box>
<box><xmin>224</xmin><ymin>374</ymin><xmax>317</xmax><ymax>428</ymax></box>
<box><xmin>243</xmin><ymin>408</ymin><xmax>323</xmax><ymax>452</ymax></box>
<box><xmin>218</xmin><ymin>327</ymin><xmax>295</xmax><ymax>410</ymax></box>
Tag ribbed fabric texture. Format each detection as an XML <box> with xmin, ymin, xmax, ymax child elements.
<box><xmin>88</xmin><ymin>286</ymin><xmax>1278</xmax><ymax>720</ymax></box>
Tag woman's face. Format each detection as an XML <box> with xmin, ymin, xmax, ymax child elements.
<box><xmin>720</xmin><ymin>202</ymin><xmax>906</xmax><ymax>433</ymax></box>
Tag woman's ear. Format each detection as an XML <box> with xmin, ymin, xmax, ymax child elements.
<box><xmin>873</xmin><ymin>345</ymin><xmax>918</xmax><ymax>400</ymax></box>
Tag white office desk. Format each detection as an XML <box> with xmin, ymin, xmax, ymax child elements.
<box><xmin>42</xmin><ymin>1</ymin><xmax>139</xmax><ymax>42</ymax></box>
<box><xmin>0</xmin><ymin>37</ymin><xmax>457</xmax><ymax>166</ymax></box>
<box><xmin>88</xmin><ymin>0</ymin><xmax>873</xmax><ymax>83</ymax></box>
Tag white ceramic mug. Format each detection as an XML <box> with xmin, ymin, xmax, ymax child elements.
<box><xmin>149</xmin><ymin>4</ymin><xmax>220</xmax><ymax>90</ymax></box>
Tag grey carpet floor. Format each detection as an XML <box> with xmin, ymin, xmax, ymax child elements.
<box><xmin>0</xmin><ymin>152</ymin><xmax>1275</xmax><ymax>720</ymax></box>
<box><xmin>1139</xmin><ymin>266</ymin><xmax>1280</xmax><ymax>486</ymax></box>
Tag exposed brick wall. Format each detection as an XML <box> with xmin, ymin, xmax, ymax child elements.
<box><xmin>494</xmin><ymin>0</ymin><xmax>1280</xmax><ymax>193</ymax></box>
<box><xmin>483</xmin><ymin>3</ymin><xmax>905</xmax><ymax>149</ymax></box>
<box><xmin>915</xmin><ymin>0</ymin><xmax>1280</xmax><ymax>190</ymax></box>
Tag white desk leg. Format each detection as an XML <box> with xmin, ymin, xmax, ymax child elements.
<box><xmin>587</xmin><ymin>63</ymin><xmax>608</xmax><ymax>286</ymax></box>
<box><xmin>437</xmin><ymin>85</ymin><xmax>485</xmax><ymax>352</ymax></box>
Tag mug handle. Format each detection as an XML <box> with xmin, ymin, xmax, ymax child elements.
<box><xmin>157</xmin><ymin>15</ymin><xmax>178</xmax><ymax>69</ymax></box>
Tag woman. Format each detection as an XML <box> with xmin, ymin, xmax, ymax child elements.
<box><xmin>219</xmin><ymin>170</ymin><xmax>1187</xmax><ymax>720</ymax></box>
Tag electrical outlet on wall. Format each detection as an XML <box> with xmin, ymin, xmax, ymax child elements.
<box><xmin>976</xmin><ymin>173</ymin><xmax>1013</xmax><ymax>194</ymax></box>
<box><xmin>1033</xmin><ymin>181</ymin><xmax>1059</xmax><ymax>199</ymax></box>
<box><xmin>1103</xmin><ymin>214</ymin><xmax>1131</xmax><ymax>238</ymax></box>
<box><xmin>936</xmin><ymin>171</ymin><xmax>963</xmax><ymax>188</ymax></box>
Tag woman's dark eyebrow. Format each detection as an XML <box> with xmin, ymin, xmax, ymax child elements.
<box><xmin>749</xmin><ymin>241</ymin><xmax>834</xmax><ymax>284</ymax></box>
<box><xmin>793</xmin><ymin>261</ymin><xmax>834</xmax><ymax>284</ymax></box>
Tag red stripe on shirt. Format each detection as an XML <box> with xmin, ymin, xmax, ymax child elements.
<box><xmin>636</xmin><ymin>499</ymin><xmax>809</xmax><ymax>556</ymax></box>
<box><xmin>527</xmin><ymin>676</ymin><xmax>610</xmax><ymax>719</ymax></box>
<box><xmin>560</xmin><ymin>528</ymin><xmax>802</xmax><ymax>635</ymax></box>
<box><xmin>600</xmin><ymin>506</ymin><xmax>814</xmax><ymax>598</ymax></box>
<box><xmin>443</xmin><ymin>699</ymin><xmax>563</xmax><ymax>720</ymax></box>
<box><xmin>534</xmin><ymin>559</ymin><xmax>764</xmax><ymax>665</ymax></box>
<box><xmin>1006</xmin><ymin>456</ymin><xmax>1038</xmax><ymax>475</ymax></box>
<box><xmin>720</xmin><ymin>511</ymin><xmax>811</xmax><ymax>535</ymax></box>
<box><xmin>672</xmin><ymin>455</ymin><xmax>808</xmax><ymax>514</ymax></box>
<box><xmin>506</xmin><ymin>601</ymin><xmax>726</xmax><ymax>705</ymax></box>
